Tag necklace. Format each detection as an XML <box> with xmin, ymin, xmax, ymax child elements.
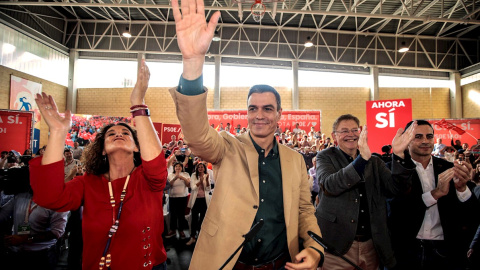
<box><xmin>99</xmin><ymin>167</ymin><xmax>135</xmax><ymax>270</ymax></box>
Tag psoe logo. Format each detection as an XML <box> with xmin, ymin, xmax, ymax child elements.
<box><xmin>164</xmin><ymin>127</ymin><xmax>180</xmax><ymax>132</ymax></box>
<box><xmin>372</xmin><ymin>100</ymin><xmax>406</xmax><ymax>128</ymax></box>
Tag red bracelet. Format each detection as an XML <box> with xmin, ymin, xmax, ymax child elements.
<box><xmin>130</xmin><ymin>104</ymin><xmax>148</xmax><ymax>110</ymax></box>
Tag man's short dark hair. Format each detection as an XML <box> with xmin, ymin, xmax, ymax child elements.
<box><xmin>403</xmin><ymin>120</ymin><xmax>433</xmax><ymax>134</ymax></box>
<box><xmin>64</xmin><ymin>148</ymin><xmax>72</xmax><ymax>153</ymax></box>
<box><xmin>247</xmin><ymin>85</ymin><xmax>282</xmax><ymax>111</ymax></box>
<box><xmin>332</xmin><ymin>114</ymin><xmax>360</xmax><ymax>132</ymax></box>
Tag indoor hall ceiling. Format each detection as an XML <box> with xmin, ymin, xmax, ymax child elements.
<box><xmin>1</xmin><ymin>0</ymin><xmax>480</xmax><ymax>76</ymax></box>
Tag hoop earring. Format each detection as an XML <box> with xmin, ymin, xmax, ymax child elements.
<box><xmin>103</xmin><ymin>155</ymin><xmax>107</xmax><ymax>163</ymax></box>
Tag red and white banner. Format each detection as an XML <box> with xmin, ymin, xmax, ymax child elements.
<box><xmin>366</xmin><ymin>99</ymin><xmax>412</xmax><ymax>154</ymax></box>
<box><xmin>427</xmin><ymin>118</ymin><xmax>480</xmax><ymax>147</ymax></box>
<box><xmin>207</xmin><ymin>110</ymin><xmax>321</xmax><ymax>133</ymax></box>
<box><xmin>160</xmin><ymin>123</ymin><xmax>183</xmax><ymax>144</ymax></box>
<box><xmin>0</xmin><ymin>110</ymin><xmax>34</xmax><ymax>154</ymax></box>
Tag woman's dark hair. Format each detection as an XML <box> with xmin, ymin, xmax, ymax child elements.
<box><xmin>173</xmin><ymin>161</ymin><xmax>184</xmax><ymax>172</ymax></box>
<box><xmin>82</xmin><ymin>123</ymin><xmax>140</xmax><ymax>175</ymax></box>
<box><xmin>195</xmin><ymin>162</ymin><xmax>207</xmax><ymax>178</ymax></box>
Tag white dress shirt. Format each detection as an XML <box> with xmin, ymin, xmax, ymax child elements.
<box><xmin>413</xmin><ymin>157</ymin><xmax>472</xmax><ymax>240</ymax></box>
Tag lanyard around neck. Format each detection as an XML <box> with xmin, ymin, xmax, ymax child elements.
<box><xmin>99</xmin><ymin>168</ymin><xmax>135</xmax><ymax>270</ymax></box>
<box><xmin>24</xmin><ymin>199</ymin><xmax>37</xmax><ymax>224</ymax></box>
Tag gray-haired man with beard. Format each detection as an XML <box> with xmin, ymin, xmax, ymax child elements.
<box><xmin>315</xmin><ymin>114</ymin><xmax>417</xmax><ymax>270</ymax></box>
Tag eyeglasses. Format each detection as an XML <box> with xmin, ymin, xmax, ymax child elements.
<box><xmin>335</xmin><ymin>128</ymin><xmax>360</xmax><ymax>135</ymax></box>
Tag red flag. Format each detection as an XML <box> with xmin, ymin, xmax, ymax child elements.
<box><xmin>433</xmin><ymin>119</ymin><xmax>466</xmax><ymax>135</ymax></box>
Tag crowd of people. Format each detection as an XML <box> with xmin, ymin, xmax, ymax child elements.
<box><xmin>1</xmin><ymin>0</ymin><xmax>480</xmax><ymax>269</ymax></box>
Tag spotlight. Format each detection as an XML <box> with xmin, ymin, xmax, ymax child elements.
<box><xmin>398</xmin><ymin>41</ymin><xmax>409</xmax><ymax>53</ymax></box>
<box><xmin>213</xmin><ymin>30</ymin><xmax>221</xmax><ymax>42</ymax></box>
<box><xmin>123</xmin><ymin>27</ymin><xmax>132</xmax><ymax>38</ymax></box>
<box><xmin>304</xmin><ymin>36</ymin><xmax>313</xmax><ymax>47</ymax></box>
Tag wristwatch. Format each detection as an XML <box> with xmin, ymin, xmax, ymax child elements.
<box><xmin>132</xmin><ymin>108</ymin><xmax>150</xmax><ymax>117</ymax></box>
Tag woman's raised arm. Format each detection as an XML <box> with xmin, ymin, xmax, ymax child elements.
<box><xmin>130</xmin><ymin>59</ymin><xmax>162</xmax><ymax>161</ymax></box>
<box><xmin>34</xmin><ymin>93</ymin><xmax>72</xmax><ymax>165</ymax></box>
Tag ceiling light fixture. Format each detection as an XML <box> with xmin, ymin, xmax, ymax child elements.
<box><xmin>398</xmin><ymin>41</ymin><xmax>409</xmax><ymax>53</ymax></box>
<box><xmin>123</xmin><ymin>27</ymin><xmax>132</xmax><ymax>38</ymax></box>
<box><xmin>123</xmin><ymin>0</ymin><xmax>132</xmax><ymax>38</ymax></box>
<box><xmin>304</xmin><ymin>36</ymin><xmax>313</xmax><ymax>47</ymax></box>
<box><xmin>213</xmin><ymin>30</ymin><xmax>221</xmax><ymax>42</ymax></box>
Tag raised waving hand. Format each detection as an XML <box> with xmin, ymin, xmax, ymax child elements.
<box><xmin>172</xmin><ymin>0</ymin><xmax>221</xmax><ymax>79</ymax></box>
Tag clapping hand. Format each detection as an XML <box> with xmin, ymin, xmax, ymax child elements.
<box><xmin>453</xmin><ymin>159</ymin><xmax>472</xmax><ymax>192</ymax></box>
<box><xmin>358</xmin><ymin>125</ymin><xmax>371</xmax><ymax>160</ymax></box>
<box><xmin>130</xmin><ymin>59</ymin><xmax>150</xmax><ymax>106</ymax></box>
<box><xmin>432</xmin><ymin>168</ymin><xmax>454</xmax><ymax>200</ymax></box>
<box><xmin>391</xmin><ymin>121</ymin><xmax>417</xmax><ymax>159</ymax></box>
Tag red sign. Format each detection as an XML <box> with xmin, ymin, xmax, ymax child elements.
<box><xmin>427</xmin><ymin>118</ymin><xmax>480</xmax><ymax>148</ymax></box>
<box><xmin>0</xmin><ymin>110</ymin><xmax>34</xmax><ymax>153</ymax></box>
<box><xmin>207</xmin><ymin>110</ymin><xmax>321</xmax><ymax>133</ymax></box>
<box><xmin>161</xmin><ymin>123</ymin><xmax>183</xmax><ymax>144</ymax></box>
<box><xmin>152</xmin><ymin>122</ymin><xmax>163</xmax><ymax>142</ymax></box>
<box><xmin>366</xmin><ymin>99</ymin><xmax>412</xmax><ymax>154</ymax></box>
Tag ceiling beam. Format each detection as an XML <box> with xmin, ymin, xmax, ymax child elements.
<box><xmin>1</xmin><ymin>2</ymin><xmax>480</xmax><ymax>25</ymax></box>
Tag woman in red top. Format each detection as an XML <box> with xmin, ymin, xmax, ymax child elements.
<box><xmin>29</xmin><ymin>60</ymin><xmax>168</xmax><ymax>270</ymax></box>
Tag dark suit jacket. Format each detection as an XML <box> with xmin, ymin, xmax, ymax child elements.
<box><xmin>471</xmin><ymin>225</ymin><xmax>480</xmax><ymax>250</ymax></box>
<box><xmin>315</xmin><ymin>147</ymin><xmax>415</xmax><ymax>268</ymax></box>
<box><xmin>388</xmin><ymin>156</ymin><xmax>480</xmax><ymax>261</ymax></box>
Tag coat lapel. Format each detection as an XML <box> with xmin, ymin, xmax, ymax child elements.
<box><xmin>333</xmin><ymin>147</ymin><xmax>349</xmax><ymax>169</ymax></box>
<box><xmin>238</xmin><ymin>132</ymin><xmax>260</xmax><ymax>197</ymax></box>
<box><xmin>278</xmin><ymin>144</ymin><xmax>292</xmax><ymax>227</ymax></box>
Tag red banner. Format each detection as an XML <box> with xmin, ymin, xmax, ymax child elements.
<box><xmin>366</xmin><ymin>99</ymin><xmax>413</xmax><ymax>154</ymax></box>
<box><xmin>152</xmin><ymin>122</ymin><xmax>163</xmax><ymax>142</ymax></box>
<box><xmin>427</xmin><ymin>119</ymin><xmax>480</xmax><ymax>148</ymax></box>
<box><xmin>0</xmin><ymin>110</ymin><xmax>34</xmax><ymax>154</ymax></box>
<box><xmin>161</xmin><ymin>123</ymin><xmax>183</xmax><ymax>144</ymax></box>
<box><xmin>207</xmin><ymin>110</ymin><xmax>321</xmax><ymax>133</ymax></box>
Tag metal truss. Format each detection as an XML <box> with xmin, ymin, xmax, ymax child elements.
<box><xmin>0</xmin><ymin>0</ymin><xmax>479</xmax><ymax>72</ymax></box>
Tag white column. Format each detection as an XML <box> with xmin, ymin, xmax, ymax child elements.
<box><xmin>369</xmin><ymin>66</ymin><xmax>379</xmax><ymax>100</ymax></box>
<box><xmin>214</xmin><ymin>56</ymin><xmax>221</xmax><ymax>109</ymax></box>
<box><xmin>292</xmin><ymin>60</ymin><xmax>299</xmax><ymax>110</ymax></box>
<box><xmin>449</xmin><ymin>71</ymin><xmax>463</xmax><ymax>118</ymax></box>
<box><xmin>67</xmin><ymin>50</ymin><xmax>79</xmax><ymax>113</ymax></box>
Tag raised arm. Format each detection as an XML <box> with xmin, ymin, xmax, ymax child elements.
<box><xmin>34</xmin><ymin>93</ymin><xmax>72</xmax><ymax>165</ymax></box>
<box><xmin>131</xmin><ymin>59</ymin><xmax>162</xmax><ymax>161</ymax></box>
<box><xmin>172</xmin><ymin>0</ymin><xmax>220</xmax><ymax>80</ymax></box>
<box><xmin>169</xmin><ymin>0</ymin><xmax>227</xmax><ymax>164</ymax></box>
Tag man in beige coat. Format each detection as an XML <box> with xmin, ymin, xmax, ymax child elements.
<box><xmin>169</xmin><ymin>0</ymin><xmax>324</xmax><ymax>269</ymax></box>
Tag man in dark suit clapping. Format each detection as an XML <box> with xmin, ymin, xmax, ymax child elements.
<box><xmin>388</xmin><ymin>120</ymin><xmax>480</xmax><ymax>270</ymax></box>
